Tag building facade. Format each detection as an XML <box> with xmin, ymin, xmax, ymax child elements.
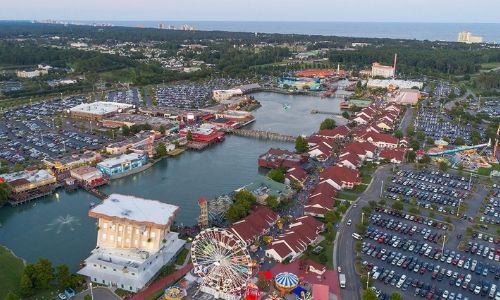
<box><xmin>78</xmin><ymin>194</ymin><xmax>185</xmax><ymax>292</ymax></box>
<box><xmin>96</xmin><ymin>153</ymin><xmax>148</xmax><ymax>177</ymax></box>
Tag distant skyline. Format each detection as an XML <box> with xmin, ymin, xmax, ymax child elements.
<box><xmin>2</xmin><ymin>0</ymin><xmax>500</xmax><ymax>23</ymax></box>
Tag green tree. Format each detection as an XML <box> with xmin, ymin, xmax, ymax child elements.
<box><xmin>419</xmin><ymin>155</ymin><xmax>431</xmax><ymax>164</ymax></box>
<box><xmin>409</xmin><ymin>140</ymin><xmax>420</xmax><ymax>150</ymax></box>
<box><xmin>0</xmin><ymin>182</ymin><xmax>12</xmax><ymax>207</ymax></box>
<box><xmin>407</xmin><ymin>125</ymin><xmax>415</xmax><ymax>137</ymax></box>
<box><xmin>159</xmin><ymin>125</ymin><xmax>166</xmax><ymax>135</ymax></box>
<box><xmin>55</xmin><ymin>264</ymin><xmax>73</xmax><ymax>290</ymax></box>
<box><xmin>394</xmin><ymin>130</ymin><xmax>403</xmax><ymax>139</ymax></box>
<box><xmin>455</xmin><ymin>137</ymin><xmax>465</xmax><ymax>145</ymax></box>
<box><xmin>392</xmin><ymin>201</ymin><xmax>404</xmax><ymax>211</ymax></box>
<box><xmin>407</xmin><ymin>151</ymin><xmax>416</xmax><ymax>163</ymax></box>
<box><xmin>342</xmin><ymin>111</ymin><xmax>350</xmax><ymax>119</ymax></box>
<box><xmin>186</xmin><ymin>130</ymin><xmax>193</xmax><ymax>141</ymax></box>
<box><xmin>390</xmin><ymin>292</ymin><xmax>403</xmax><ymax>300</ymax></box>
<box><xmin>121</xmin><ymin>125</ymin><xmax>130</xmax><ymax>136</ymax></box>
<box><xmin>84</xmin><ymin>295</ymin><xmax>92</xmax><ymax>300</ymax></box>
<box><xmin>416</xmin><ymin>131</ymin><xmax>426</xmax><ymax>141</ymax></box>
<box><xmin>265</xmin><ymin>195</ymin><xmax>279</xmax><ymax>209</ymax></box>
<box><xmin>324</xmin><ymin>210</ymin><xmax>338</xmax><ymax>223</ymax></box>
<box><xmin>155</xmin><ymin>142</ymin><xmax>168</xmax><ymax>158</ymax></box>
<box><xmin>267</xmin><ymin>168</ymin><xmax>285</xmax><ymax>183</ymax></box>
<box><xmin>362</xmin><ymin>288</ymin><xmax>377</xmax><ymax>300</ymax></box>
<box><xmin>295</xmin><ymin>135</ymin><xmax>308</xmax><ymax>153</ymax></box>
<box><xmin>426</xmin><ymin>137</ymin><xmax>434</xmax><ymax>145</ymax></box>
<box><xmin>3</xmin><ymin>292</ymin><xmax>20</xmax><ymax>300</ymax></box>
<box><xmin>29</xmin><ymin>258</ymin><xmax>54</xmax><ymax>289</ymax></box>
<box><xmin>439</xmin><ymin>161</ymin><xmax>448</xmax><ymax>172</ymax></box>
<box><xmin>320</xmin><ymin>118</ymin><xmax>336</xmax><ymax>130</ymax></box>
<box><xmin>19</xmin><ymin>273</ymin><xmax>33</xmax><ymax>297</ymax></box>
<box><xmin>12</xmin><ymin>163</ymin><xmax>24</xmax><ymax>172</ymax></box>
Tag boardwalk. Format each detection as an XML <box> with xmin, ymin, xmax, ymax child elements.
<box><xmin>81</xmin><ymin>185</ymin><xmax>108</xmax><ymax>200</ymax></box>
<box><xmin>231</xmin><ymin>129</ymin><xmax>295</xmax><ymax>142</ymax></box>
<box><xmin>129</xmin><ymin>263</ymin><xmax>193</xmax><ymax>300</ymax></box>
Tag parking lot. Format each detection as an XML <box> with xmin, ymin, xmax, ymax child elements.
<box><xmin>384</xmin><ymin>169</ymin><xmax>475</xmax><ymax>217</ymax></box>
<box><xmin>0</xmin><ymin>96</ymin><xmax>111</xmax><ymax>164</ymax></box>
<box><xmin>362</xmin><ymin>207</ymin><xmax>500</xmax><ymax>300</ymax></box>
<box><xmin>413</xmin><ymin>106</ymin><xmax>474</xmax><ymax>144</ymax></box>
<box><xmin>480</xmin><ymin>185</ymin><xmax>500</xmax><ymax>226</ymax></box>
<box><xmin>106</xmin><ymin>88</ymin><xmax>141</xmax><ymax>104</ymax></box>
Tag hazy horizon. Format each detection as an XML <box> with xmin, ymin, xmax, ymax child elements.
<box><xmin>2</xmin><ymin>0</ymin><xmax>500</xmax><ymax>23</ymax></box>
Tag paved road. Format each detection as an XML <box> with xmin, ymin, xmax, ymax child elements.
<box><xmin>74</xmin><ymin>287</ymin><xmax>121</xmax><ymax>300</ymax></box>
<box><xmin>398</xmin><ymin>107</ymin><xmax>414</xmax><ymax>135</ymax></box>
<box><xmin>334</xmin><ymin>165</ymin><xmax>392</xmax><ymax>300</ymax></box>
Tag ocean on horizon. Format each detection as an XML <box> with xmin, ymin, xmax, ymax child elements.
<box><xmin>72</xmin><ymin>20</ymin><xmax>500</xmax><ymax>43</ymax></box>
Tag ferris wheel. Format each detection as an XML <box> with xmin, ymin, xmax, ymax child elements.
<box><xmin>191</xmin><ymin>228</ymin><xmax>253</xmax><ymax>300</ymax></box>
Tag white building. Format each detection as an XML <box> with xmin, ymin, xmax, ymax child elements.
<box><xmin>68</xmin><ymin>101</ymin><xmax>134</xmax><ymax>120</ymax></box>
<box><xmin>78</xmin><ymin>194</ymin><xmax>185</xmax><ymax>292</ymax></box>
<box><xmin>367</xmin><ymin>79</ymin><xmax>423</xmax><ymax>90</ymax></box>
<box><xmin>212</xmin><ymin>89</ymin><xmax>243</xmax><ymax>102</ymax></box>
<box><xmin>457</xmin><ymin>32</ymin><xmax>483</xmax><ymax>44</ymax></box>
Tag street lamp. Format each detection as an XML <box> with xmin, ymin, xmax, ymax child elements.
<box><xmin>361</xmin><ymin>212</ymin><xmax>365</xmax><ymax>224</ymax></box>
<box><xmin>441</xmin><ymin>235</ymin><xmax>446</xmax><ymax>254</ymax></box>
<box><xmin>89</xmin><ymin>282</ymin><xmax>94</xmax><ymax>300</ymax></box>
<box><xmin>366</xmin><ymin>270</ymin><xmax>370</xmax><ymax>289</ymax></box>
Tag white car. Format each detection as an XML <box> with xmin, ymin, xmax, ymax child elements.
<box><xmin>347</xmin><ymin>219</ymin><xmax>352</xmax><ymax>226</ymax></box>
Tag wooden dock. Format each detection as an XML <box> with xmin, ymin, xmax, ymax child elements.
<box><xmin>81</xmin><ymin>185</ymin><xmax>108</xmax><ymax>200</ymax></box>
<box><xmin>230</xmin><ymin>129</ymin><xmax>295</xmax><ymax>142</ymax></box>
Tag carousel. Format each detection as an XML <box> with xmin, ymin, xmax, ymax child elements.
<box><xmin>274</xmin><ymin>272</ymin><xmax>299</xmax><ymax>295</ymax></box>
<box><xmin>163</xmin><ymin>286</ymin><xmax>185</xmax><ymax>300</ymax></box>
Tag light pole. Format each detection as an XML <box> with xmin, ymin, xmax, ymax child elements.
<box><xmin>362</xmin><ymin>212</ymin><xmax>365</xmax><ymax>224</ymax></box>
<box><xmin>380</xmin><ymin>180</ymin><xmax>384</xmax><ymax>198</ymax></box>
<box><xmin>441</xmin><ymin>235</ymin><xmax>446</xmax><ymax>254</ymax></box>
<box><xmin>89</xmin><ymin>282</ymin><xmax>94</xmax><ymax>300</ymax></box>
<box><xmin>457</xmin><ymin>198</ymin><xmax>462</xmax><ymax>217</ymax></box>
<box><xmin>366</xmin><ymin>270</ymin><xmax>370</xmax><ymax>289</ymax></box>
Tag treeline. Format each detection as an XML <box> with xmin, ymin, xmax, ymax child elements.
<box><xmin>329</xmin><ymin>46</ymin><xmax>500</xmax><ymax>76</ymax></box>
<box><xmin>474</xmin><ymin>71</ymin><xmax>500</xmax><ymax>90</ymax></box>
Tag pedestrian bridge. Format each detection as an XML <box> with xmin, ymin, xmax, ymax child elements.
<box><xmin>229</xmin><ymin>129</ymin><xmax>296</xmax><ymax>143</ymax></box>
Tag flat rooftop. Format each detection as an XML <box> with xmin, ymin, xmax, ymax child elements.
<box><xmin>69</xmin><ymin>101</ymin><xmax>133</xmax><ymax>115</ymax></box>
<box><xmin>90</xmin><ymin>194</ymin><xmax>179</xmax><ymax>227</ymax></box>
<box><xmin>1</xmin><ymin>169</ymin><xmax>54</xmax><ymax>183</ymax></box>
<box><xmin>97</xmin><ymin>153</ymin><xmax>145</xmax><ymax>169</ymax></box>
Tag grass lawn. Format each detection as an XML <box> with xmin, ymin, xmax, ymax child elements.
<box><xmin>362</xmin><ymin>175</ymin><xmax>372</xmax><ymax>184</ymax></box>
<box><xmin>174</xmin><ymin>248</ymin><xmax>189</xmax><ymax>266</ymax></box>
<box><xmin>352</xmin><ymin>184</ymin><xmax>368</xmax><ymax>193</ymax></box>
<box><xmin>0</xmin><ymin>246</ymin><xmax>25</xmax><ymax>299</ymax></box>
<box><xmin>99</xmin><ymin>67</ymin><xmax>136</xmax><ymax>82</ymax></box>
<box><xmin>303</xmin><ymin>238</ymin><xmax>334</xmax><ymax>270</ymax></box>
<box><xmin>145</xmin><ymin>289</ymin><xmax>164</xmax><ymax>300</ymax></box>
<box><xmin>480</xmin><ymin>62</ymin><xmax>500</xmax><ymax>70</ymax></box>
<box><xmin>336</xmin><ymin>192</ymin><xmax>357</xmax><ymax>201</ymax></box>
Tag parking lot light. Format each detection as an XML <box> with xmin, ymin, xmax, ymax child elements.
<box><xmin>441</xmin><ymin>234</ymin><xmax>446</xmax><ymax>254</ymax></box>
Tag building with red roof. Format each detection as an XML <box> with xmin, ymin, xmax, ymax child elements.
<box><xmin>356</xmin><ymin>131</ymin><xmax>399</xmax><ymax>149</ymax></box>
<box><xmin>304</xmin><ymin>183</ymin><xmax>336</xmax><ymax>218</ymax></box>
<box><xmin>379</xmin><ymin>148</ymin><xmax>406</xmax><ymax>164</ymax></box>
<box><xmin>319</xmin><ymin>165</ymin><xmax>361</xmax><ymax>190</ymax></box>
<box><xmin>229</xmin><ymin>206</ymin><xmax>279</xmax><ymax>246</ymax></box>
<box><xmin>317</xmin><ymin>125</ymin><xmax>350</xmax><ymax>140</ymax></box>
<box><xmin>285</xmin><ymin>166</ymin><xmax>308</xmax><ymax>185</ymax></box>
<box><xmin>258</xmin><ymin>148</ymin><xmax>308</xmax><ymax>169</ymax></box>
<box><xmin>265</xmin><ymin>216</ymin><xmax>324</xmax><ymax>262</ymax></box>
<box><xmin>307</xmin><ymin>135</ymin><xmax>335</xmax><ymax>161</ymax></box>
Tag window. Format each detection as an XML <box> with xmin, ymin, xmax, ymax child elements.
<box><xmin>141</xmin><ymin>241</ymin><xmax>146</xmax><ymax>247</ymax></box>
<box><xmin>103</xmin><ymin>223</ymin><xmax>108</xmax><ymax>229</ymax></box>
<box><xmin>126</xmin><ymin>238</ymin><xmax>130</xmax><ymax>243</ymax></box>
<box><xmin>151</xmin><ymin>232</ymin><xmax>156</xmax><ymax>238</ymax></box>
<box><xmin>143</xmin><ymin>230</ymin><xmax>149</xmax><ymax>236</ymax></box>
<box><xmin>118</xmin><ymin>226</ymin><xmax>123</xmax><ymax>232</ymax></box>
<box><xmin>110</xmin><ymin>235</ymin><xmax>114</xmax><ymax>241</ymax></box>
<box><xmin>102</xmin><ymin>233</ymin><xmax>107</xmax><ymax>240</ymax></box>
<box><xmin>134</xmin><ymin>239</ymin><xmax>138</xmax><ymax>246</ymax></box>
<box><xmin>135</xmin><ymin>229</ymin><xmax>139</xmax><ymax>235</ymax></box>
<box><xmin>127</xmin><ymin>226</ymin><xmax>132</xmax><ymax>233</ymax></box>
<box><xmin>117</xmin><ymin>236</ymin><xmax>122</xmax><ymax>242</ymax></box>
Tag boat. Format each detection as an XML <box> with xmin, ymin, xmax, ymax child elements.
<box><xmin>340</xmin><ymin>101</ymin><xmax>351</xmax><ymax>110</ymax></box>
<box><xmin>283</xmin><ymin>104</ymin><xmax>291</xmax><ymax>110</ymax></box>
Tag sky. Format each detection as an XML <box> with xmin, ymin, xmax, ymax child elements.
<box><xmin>1</xmin><ymin>0</ymin><xmax>500</xmax><ymax>23</ymax></box>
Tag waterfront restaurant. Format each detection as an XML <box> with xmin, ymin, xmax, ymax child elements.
<box><xmin>96</xmin><ymin>153</ymin><xmax>148</xmax><ymax>177</ymax></box>
<box><xmin>0</xmin><ymin>169</ymin><xmax>57</xmax><ymax>204</ymax></box>
<box><xmin>78</xmin><ymin>194</ymin><xmax>185</xmax><ymax>292</ymax></box>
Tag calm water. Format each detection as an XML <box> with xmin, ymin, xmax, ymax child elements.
<box><xmin>0</xmin><ymin>92</ymin><xmax>341</xmax><ymax>269</ymax></box>
<box><xmin>80</xmin><ymin>21</ymin><xmax>500</xmax><ymax>43</ymax></box>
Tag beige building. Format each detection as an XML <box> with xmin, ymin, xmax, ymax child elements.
<box><xmin>16</xmin><ymin>69</ymin><xmax>48</xmax><ymax>78</ymax></box>
<box><xmin>458</xmin><ymin>31</ymin><xmax>483</xmax><ymax>44</ymax></box>
<box><xmin>371</xmin><ymin>63</ymin><xmax>395</xmax><ymax>78</ymax></box>
<box><xmin>78</xmin><ymin>194</ymin><xmax>185</xmax><ymax>292</ymax></box>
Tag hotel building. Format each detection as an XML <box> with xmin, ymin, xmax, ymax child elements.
<box><xmin>78</xmin><ymin>194</ymin><xmax>185</xmax><ymax>292</ymax></box>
